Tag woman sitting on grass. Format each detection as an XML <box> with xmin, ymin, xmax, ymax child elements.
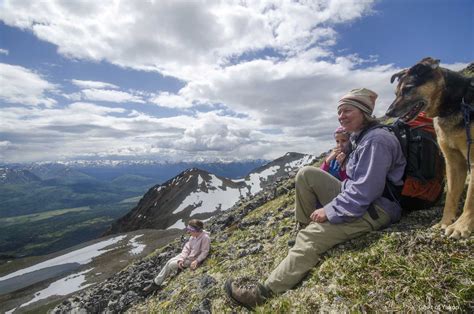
<box><xmin>225</xmin><ymin>88</ymin><xmax>406</xmax><ymax>309</ymax></box>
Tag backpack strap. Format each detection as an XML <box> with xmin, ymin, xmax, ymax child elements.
<box><xmin>352</xmin><ymin>122</ymin><xmax>384</xmax><ymax>149</ymax></box>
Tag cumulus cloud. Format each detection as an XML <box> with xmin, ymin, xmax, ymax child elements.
<box><xmin>80</xmin><ymin>89</ymin><xmax>145</xmax><ymax>103</ymax></box>
<box><xmin>71</xmin><ymin>79</ymin><xmax>119</xmax><ymax>89</ymax></box>
<box><xmin>0</xmin><ymin>63</ymin><xmax>58</xmax><ymax>107</ymax></box>
<box><xmin>149</xmin><ymin>92</ymin><xmax>192</xmax><ymax>109</ymax></box>
<box><xmin>0</xmin><ymin>48</ymin><xmax>9</xmax><ymax>55</ymax></box>
<box><xmin>180</xmin><ymin>57</ymin><xmax>400</xmax><ymax>129</ymax></box>
<box><xmin>0</xmin><ymin>0</ymin><xmax>374</xmax><ymax>81</ymax></box>
<box><xmin>1</xmin><ymin>1</ymin><xmax>468</xmax><ymax>163</ymax></box>
<box><xmin>0</xmin><ymin>103</ymin><xmax>270</xmax><ymax>162</ymax></box>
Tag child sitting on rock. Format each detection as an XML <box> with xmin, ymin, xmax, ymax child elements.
<box><xmin>320</xmin><ymin>126</ymin><xmax>350</xmax><ymax>181</ymax></box>
<box><xmin>143</xmin><ymin>219</ymin><xmax>210</xmax><ymax>294</ymax></box>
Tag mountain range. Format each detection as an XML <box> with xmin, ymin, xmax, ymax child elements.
<box><xmin>106</xmin><ymin>152</ymin><xmax>315</xmax><ymax>234</ymax></box>
<box><xmin>0</xmin><ymin>158</ymin><xmax>268</xmax><ymax>259</ymax></box>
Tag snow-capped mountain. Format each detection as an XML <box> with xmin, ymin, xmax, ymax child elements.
<box><xmin>105</xmin><ymin>152</ymin><xmax>315</xmax><ymax>234</ymax></box>
<box><xmin>0</xmin><ymin>167</ymin><xmax>41</xmax><ymax>184</ymax></box>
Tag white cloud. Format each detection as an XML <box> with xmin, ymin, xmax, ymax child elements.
<box><xmin>442</xmin><ymin>62</ymin><xmax>470</xmax><ymax>72</ymax></box>
<box><xmin>0</xmin><ymin>0</ymin><xmax>375</xmax><ymax>81</ymax></box>
<box><xmin>71</xmin><ymin>79</ymin><xmax>119</xmax><ymax>89</ymax></box>
<box><xmin>149</xmin><ymin>92</ymin><xmax>192</xmax><ymax>109</ymax></box>
<box><xmin>0</xmin><ymin>63</ymin><xmax>57</xmax><ymax>107</ymax></box>
<box><xmin>166</xmin><ymin>111</ymin><xmax>260</xmax><ymax>152</ymax></box>
<box><xmin>180</xmin><ymin>56</ymin><xmax>399</xmax><ymax>128</ymax></box>
<box><xmin>80</xmin><ymin>89</ymin><xmax>145</xmax><ymax>103</ymax></box>
<box><xmin>0</xmin><ymin>48</ymin><xmax>9</xmax><ymax>55</ymax></box>
<box><xmin>0</xmin><ymin>141</ymin><xmax>11</xmax><ymax>147</ymax></box>
<box><xmin>0</xmin><ymin>103</ymin><xmax>267</xmax><ymax>162</ymax></box>
<box><xmin>0</xmin><ymin>1</ymin><xmax>469</xmax><ymax>163</ymax></box>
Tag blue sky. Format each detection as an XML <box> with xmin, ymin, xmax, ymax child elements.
<box><xmin>0</xmin><ymin>0</ymin><xmax>472</xmax><ymax>163</ymax></box>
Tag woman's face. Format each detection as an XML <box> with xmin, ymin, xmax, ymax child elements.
<box><xmin>338</xmin><ymin>104</ymin><xmax>366</xmax><ymax>133</ymax></box>
<box><xmin>334</xmin><ymin>133</ymin><xmax>349</xmax><ymax>151</ymax></box>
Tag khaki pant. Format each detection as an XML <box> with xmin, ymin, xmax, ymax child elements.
<box><xmin>153</xmin><ymin>256</ymin><xmax>191</xmax><ymax>286</ymax></box>
<box><xmin>265</xmin><ymin>166</ymin><xmax>390</xmax><ymax>294</ymax></box>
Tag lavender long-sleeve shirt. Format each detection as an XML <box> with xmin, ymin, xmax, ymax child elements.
<box><xmin>324</xmin><ymin>127</ymin><xmax>406</xmax><ymax>224</ymax></box>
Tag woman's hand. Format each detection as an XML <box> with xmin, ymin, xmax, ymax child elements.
<box><xmin>190</xmin><ymin>260</ymin><xmax>198</xmax><ymax>270</ymax></box>
<box><xmin>310</xmin><ymin>208</ymin><xmax>328</xmax><ymax>223</ymax></box>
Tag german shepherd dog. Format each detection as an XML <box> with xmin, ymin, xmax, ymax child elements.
<box><xmin>386</xmin><ymin>57</ymin><xmax>474</xmax><ymax>239</ymax></box>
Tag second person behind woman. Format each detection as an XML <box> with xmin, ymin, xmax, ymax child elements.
<box><xmin>320</xmin><ymin>126</ymin><xmax>350</xmax><ymax>181</ymax></box>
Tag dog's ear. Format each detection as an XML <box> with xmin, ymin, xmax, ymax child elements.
<box><xmin>390</xmin><ymin>69</ymin><xmax>407</xmax><ymax>84</ymax></box>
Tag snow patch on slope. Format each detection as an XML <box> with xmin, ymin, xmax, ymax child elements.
<box><xmin>172</xmin><ymin>174</ymin><xmax>243</xmax><ymax>215</ymax></box>
<box><xmin>285</xmin><ymin>155</ymin><xmax>314</xmax><ymax>170</ymax></box>
<box><xmin>129</xmin><ymin>235</ymin><xmax>145</xmax><ymax>255</ymax></box>
<box><xmin>167</xmin><ymin>219</ymin><xmax>186</xmax><ymax>230</ymax></box>
<box><xmin>17</xmin><ymin>269</ymin><xmax>93</xmax><ymax>310</ymax></box>
<box><xmin>0</xmin><ymin>236</ymin><xmax>126</xmax><ymax>281</ymax></box>
<box><xmin>246</xmin><ymin>165</ymin><xmax>280</xmax><ymax>195</ymax></box>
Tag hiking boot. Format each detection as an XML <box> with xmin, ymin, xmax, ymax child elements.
<box><xmin>142</xmin><ymin>282</ymin><xmax>160</xmax><ymax>295</ymax></box>
<box><xmin>224</xmin><ymin>278</ymin><xmax>272</xmax><ymax>309</ymax></box>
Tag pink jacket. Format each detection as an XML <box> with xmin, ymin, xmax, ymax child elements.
<box><xmin>178</xmin><ymin>231</ymin><xmax>210</xmax><ymax>264</ymax></box>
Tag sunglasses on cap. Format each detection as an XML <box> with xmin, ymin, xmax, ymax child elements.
<box><xmin>185</xmin><ymin>225</ymin><xmax>201</xmax><ymax>232</ymax></box>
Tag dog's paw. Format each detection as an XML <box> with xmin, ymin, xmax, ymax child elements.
<box><xmin>432</xmin><ymin>221</ymin><xmax>451</xmax><ymax>230</ymax></box>
<box><xmin>431</xmin><ymin>222</ymin><xmax>442</xmax><ymax>229</ymax></box>
<box><xmin>433</xmin><ymin>215</ymin><xmax>457</xmax><ymax>230</ymax></box>
<box><xmin>445</xmin><ymin>220</ymin><xmax>472</xmax><ymax>239</ymax></box>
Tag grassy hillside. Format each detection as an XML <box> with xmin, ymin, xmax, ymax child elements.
<box><xmin>0</xmin><ymin>173</ymin><xmax>154</xmax><ymax>259</ymax></box>
<box><xmin>0</xmin><ymin>200</ymin><xmax>136</xmax><ymax>259</ymax></box>
<box><xmin>130</xmin><ymin>166</ymin><xmax>473</xmax><ymax>313</ymax></box>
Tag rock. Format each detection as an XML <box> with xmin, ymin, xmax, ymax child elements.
<box><xmin>278</xmin><ymin>226</ymin><xmax>292</xmax><ymax>236</ymax></box>
<box><xmin>191</xmin><ymin>298</ymin><xmax>212</xmax><ymax>314</ymax></box>
<box><xmin>118</xmin><ymin>291</ymin><xmax>139</xmax><ymax>307</ymax></box>
<box><xmin>199</xmin><ymin>274</ymin><xmax>217</xmax><ymax>290</ymax></box>
<box><xmin>218</xmin><ymin>215</ymin><xmax>235</xmax><ymax>230</ymax></box>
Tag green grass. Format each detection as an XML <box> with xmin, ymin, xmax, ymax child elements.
<box><xmin>0</xmin><ymin>174</ymin><xmax>150</xmax><ymax>258</ymax></box>
<box><xmin>0</xmin><ymin>206</ymin><xmax>92</xmax><ymax>226</ymax></box>
<box><xmin>0</xmin><ymin>202</ymin><xmax>133</xmax><ymax>259</ymax></box>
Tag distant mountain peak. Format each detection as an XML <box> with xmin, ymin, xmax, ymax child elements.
<box><xmin>105</xmin><ymin>152</ymin><xmax>316</xmax><ymax>235</ymax></box>
<box><xmin>0</xmin><ymin>167</ymin><xmax>41</xmax><ymax>184</ymax></box>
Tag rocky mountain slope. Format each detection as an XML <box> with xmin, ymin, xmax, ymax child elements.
<box><xmin>105</xmin><ymin>152</ymin><xmax>315</xmax><ymax>235</ymax></box>
<box><xmin>51</xmin><ymin>156</ymin><xmax>472</xmax><ymax>313</ymax></box>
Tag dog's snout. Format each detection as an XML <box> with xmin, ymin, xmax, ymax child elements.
<box><xmin>385</xmin><ymin>103</ymin><xmax>397</xmax><ymax>117</ymax></box>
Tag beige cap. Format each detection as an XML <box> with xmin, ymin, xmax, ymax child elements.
<box><xmin>337</xmin><ymin>88</ymin><xmax>377</xmax><ymax>115</ymax></box>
